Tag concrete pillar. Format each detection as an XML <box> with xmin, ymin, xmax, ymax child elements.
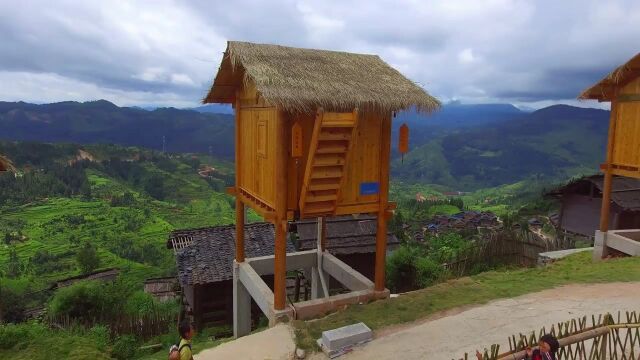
<box><xmin>233</xmin><ymin>261</ymin><xmax>251</xmax><ymax>338</ymax></box>
<box><xmin>310</xmin><ymin>266</ymin><xmax>327</xmax><ymax>299</ymax></box>
<box><xmin>593</xmin><ymin>230</ymin><xmax>610</xmax><ymax>261</ymax></box>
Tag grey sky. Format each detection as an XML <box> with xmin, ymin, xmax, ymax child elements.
<box><xmin>0</xmin><ymin>0</ymin><xmax>638</xmax><ymax>108</ymax></box>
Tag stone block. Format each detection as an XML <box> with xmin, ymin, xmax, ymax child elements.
<box><xmin>318</xmin><ymin>322</ymin><xmax>373</xmax><ymax>358</ymax></box>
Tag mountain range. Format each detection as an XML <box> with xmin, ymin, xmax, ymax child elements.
<box><xmin>0</xmin><ymin>100</ymin><xmax>609</xmax><ymax>189</ymax></box>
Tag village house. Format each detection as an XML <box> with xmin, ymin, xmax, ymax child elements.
<box><xmin>547</xmin><ymin>175</ymin><xmax>640</xmax><ymax>242</ymax></box>
<box><xmin>426</xmin><ymin>211</ymin><xmax>499</xmax><ymax>234</ymax></box>
<box><xmin>167</xmin><ymin>217</ymin><xmax>398</xmax><ymax>330</ymax></box>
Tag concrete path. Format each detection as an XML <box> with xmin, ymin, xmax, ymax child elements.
<box><xmin>195</xmin><ymin>324</ymin><xmax>296</xmax><ymax>360</ymax></box>
<box><xmin>313</xmin><ymin>282</ymin><xmax>640</xmax><ymax>360</ymax></box>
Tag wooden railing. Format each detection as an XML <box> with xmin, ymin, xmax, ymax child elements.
<box><xmin>458</xmin><ymin>311</ymin><xmax>640</xmax><ymax>360</ymax></box>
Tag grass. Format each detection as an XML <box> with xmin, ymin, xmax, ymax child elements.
<box><xmin>293</xmin><ymin>252</ymin><xmax>640</xmax><ymax>350</ymax></box>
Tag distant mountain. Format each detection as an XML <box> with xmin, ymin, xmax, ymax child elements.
<box><xmin>0</xmin><ymin>100</ymin><xmax>235</xmax><ymax>158</ymax></box>
<box><xmin>396</xmin><ymin>102</ymin><xmax>525</xmax><ymax>128</ymax></box>
<box><xmin>392</xmin><ymin>105</ymin><xmax>610</xmax><ymax>190</ymax></box>
<box><xmin>189</xmin><ymin>103</ymin><xmax>234</xmax><ymax>114</ymax></box>
<box><xmin>391</xmin><ymin>103</ymin><xmax>526</xmax><ymax>153</ymax></box>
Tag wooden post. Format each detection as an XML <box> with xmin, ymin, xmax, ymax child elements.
<box><xmin>234</xmin><ymin>93</ymin><xmax>245</xmax><ymax>262</ymax></box>
<box><xmin>600</xmin><ymin>93</ymin><xmax>618</xmax><ymax>232</ymax></box>
<box><xmin>273</xmin><ymin>111</ymin><xmax>289</xmax><ymax>310</ymax></box>
<box><xmin>236</xmin><ymin>199</ymin><xmax>245</xmax><ymax>262</ymax></box>
<box><xmin>375</xmin><ymin>114</ymin><xmax>392</xmax><ymax>291</ymax></box>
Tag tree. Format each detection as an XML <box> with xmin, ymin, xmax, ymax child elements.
<box><xmin>76</xmin><ymin>242</ymin><xmax>100</xmax><ymax>274</ymax></box>
<box><xmin>6</xmin><ymin>249</ymin><xmax>21</xmax><ymax>278</ymax></box>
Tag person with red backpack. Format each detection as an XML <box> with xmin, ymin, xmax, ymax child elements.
<box><xmin>169</xmin><ymin>320</ymin><xmax>194</xmax><ymax>360</ymax></box>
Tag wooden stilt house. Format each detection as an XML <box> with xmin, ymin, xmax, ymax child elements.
<box><xmin>203</xmin><ymin>41</ymin><xmax>439</xmax><ymax>334</ymax></box>
<box><xmin>580</xmin><ymin>52</ymin><xmax>640</xmax><ymax>258</ymax></box>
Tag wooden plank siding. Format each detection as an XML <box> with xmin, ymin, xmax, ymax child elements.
<box><xmin>610</xmin><ymin>77</ymin><xmax>640</xmax><ymax>179</ymax></box>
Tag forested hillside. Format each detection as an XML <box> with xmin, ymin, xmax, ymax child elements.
<box><xmin>392</xmin><ymin>105</ymin><xmax>609</xmax><ymax>189</ymax></box>
<box><xmin>0</xmin><ymin>101</ymin><xmax>235</xmax><ymax>157</ymax></box>
<box><xmin>0</xmin><ymin>142</ymin><xmax>263</xmax><ymax>322</ymax></box>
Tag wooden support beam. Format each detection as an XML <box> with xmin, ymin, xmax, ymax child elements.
<box><xmin>600</xmin><ymin>92</ymin><xmax>618</xmax><ymax>232</ymax></box>
<box><xmin>273</xmin><ymin>111</ymin><xmax>289</xmax><ymax>310</ymax></box>
<box><xmin>375</xmin><ymin>114</ymin><xmax>392</xmax><ymax>291</ymax></box>
<box><xmin>235</xmin><ymin>198</ymin><xmax>245</xmax><ymax>262</ymax></box>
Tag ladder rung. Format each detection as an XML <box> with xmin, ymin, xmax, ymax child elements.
<box><xmin>314</xmin><ymin>155</ymin><xmax>345</xmax><ymax>166</ymax></box>
<box><xmin>322</xmin><ymin>121</ymin><xmax>354</xmax><ymax>128</ymax></box>
<box><xmin>308</xmin><ymin>182</ymin><xmax>341</xmax><ymax>191</ymax></box>
<box><xmin>318</xmin><ymin>131</ymin><xmax>352</xmax><ymax>141</ymax></box>
<box><xmin>316</xmin><ymin>145</ymin><xmax>348</xmax><ymax>154</ymax></box>
<box><xmin>311</xmin><ymin>167</ymin><xmax>342</xmax><ymax>179</ymax></box>
<box><xmin>306</xmin><ymin>194</ymin><xmax>338</xmax><ymax>203</ymax></box>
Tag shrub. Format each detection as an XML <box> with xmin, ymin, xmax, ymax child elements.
<box><xmin>111</xmin><ymin>334</ymin><xmax>137</xmax><ymax>360</ymax></box>
<box><xmin>76</xmin><ymin>241</ymin><xmax>100</xmax><ymax>274</ymax></box>
<box><xmin>386</xmin><ymin>245</ymin><xmax>420</xmax><ymax>292</ymax></box>
<box><xmin>0</xmin><ymin>323</ymin><xmax>49</xmax><ymax>349</ymax></box>
<box><xmin>48</xmin><ymin>281</ymin><xmax>107</xmax><ymax>321</ymax></box>
<box><xmin>414</xmin><ymin>257</ymin><xmax>446</xmax><ymax>288</ymax></box>
<box><xmin>88</xmin><ymin>325</ymin><xmax>110</xmax><ymax>352</ymax></box>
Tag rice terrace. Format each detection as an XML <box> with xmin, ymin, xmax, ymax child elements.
<box><xmin>0</xmin><ymin>1</ymin><xmax>639</xmax><ymax>359</ymax></box>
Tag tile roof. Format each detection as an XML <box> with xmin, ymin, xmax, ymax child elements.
<box><xmin>170</xmin><ymin>216</ymin><xmax>399</xmax><ymax>286</ymax></box>
<box><xmin>294</xmin><ymin>215</ymin><xmax>399</xmax><ymax>255</ymax></box>
<box><xmin>171</xmin><ymin>223</ymin><xmax>295</xmax><ymax>286</ymax></box>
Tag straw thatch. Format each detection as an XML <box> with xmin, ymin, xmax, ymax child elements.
<box><xmin>579</xmin><ymin>52</ymin><xmax>640</xmax><ymax>101</ymax></box>
<box><xmin>204</xmin><ymin>41</ymin><xmax>440</xmax><ymax>114</ymax></box>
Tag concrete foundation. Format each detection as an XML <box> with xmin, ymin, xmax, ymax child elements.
<box><xmin>233</xmin><ymin>251</ymin><xmax>388</xmax><ymax>338</ymax></box>
<box><xmin>593</xmin><ymin>230</ymin><xmax>609</xmax><ymax>261</ymax></box>
<box><xmin>594</xmin><ymin>229</ymin><xmax>640</xmax><ymax>260</ymax></box>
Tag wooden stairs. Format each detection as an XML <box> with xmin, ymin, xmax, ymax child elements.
<box><xmin>299</xmin><ymin>108</ymin><xmax>358</xmax><ymax>218</ymax></box>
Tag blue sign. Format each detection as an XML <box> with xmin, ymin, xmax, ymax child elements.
<box><xmin>359</xmin><ymin>182</ymin><xmax>380</xmax><ymax>195</ymax></box>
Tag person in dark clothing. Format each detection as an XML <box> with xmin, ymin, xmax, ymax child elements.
<box><xmin>475</xmin><ymin>334</ymin><xmax>559</xmax><ymax>360</ymax></box>
<box><xmin>524</xmin><ymin>334</ymin><xmax>560</xmax><ymax>360</ymax></box>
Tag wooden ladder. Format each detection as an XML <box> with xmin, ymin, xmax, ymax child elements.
<box><xmin>299</xmin><ymin>108</ymin><xmax>358</xmax><ymax>218</ymax></box>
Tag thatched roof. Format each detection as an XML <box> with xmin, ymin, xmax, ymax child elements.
<box><xmin>204</xmin><ymin>41</ymin><xmax>441</xmax><ymax>114</ymax></box>
<box><xmin>579</xmin><ymin>52</ymin><xmax>640</xmax><ymax>101</ymax></box>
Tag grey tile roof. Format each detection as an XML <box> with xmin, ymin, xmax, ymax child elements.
<box><xmin>170</xmin><ymin>216</ymin><xmax>399</xmax><ymax>286</ymax></box>
<box><xmin>294</xmin><ymin>215</ymin><xmax>399</xmax><ymax>255</ymax></box>
<box><xmin>549</xmin><ymin>175</ymin><xmax>640</xmax><ymax>210</ymax></box>
<box><xmin>171</xmin><ymin>223</ymin><xmax>295</xmax><ymax>286</ymax></box>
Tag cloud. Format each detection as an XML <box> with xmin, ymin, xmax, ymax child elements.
<box><xmin>0</xmin><ymin>0</ymin><xmax>638</xmax><ymax>108</ymax></box>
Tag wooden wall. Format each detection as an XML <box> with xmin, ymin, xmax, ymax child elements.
<box><xmin>237</xmin><ymin>82</ymin><xmax>279</xmax><ymax>208</ymax></box>
<box><xmin>236</xmin><ymin>80</ymin><xmax>390</xmax><ymax>217</ymax></box>
<box><xmin>612</xmin><ymin>77</ymin><xmax>640</xmax><ymax>171</ymax></box>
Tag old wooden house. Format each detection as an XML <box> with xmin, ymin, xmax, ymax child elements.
<box><xmin>580</xmin><ymin>52</ymin><xmax>640</xmax><ymax>258</ymax></box>
<box><xmin>168</xmin><ymin>218</ymin><xmax>398</xmax><ymax>329</ymax></box>
<box><xmin>548</xmin><ymin>175</ymin><xmax>640</xmax><ymax>241</ymax></box>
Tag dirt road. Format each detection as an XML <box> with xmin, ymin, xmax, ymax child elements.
<box><xmin>326</xmin><ymin>282</ymin><xmax>640</xmax><ymax>359</ymax></box>
<box><xmin>195</xmin><ymin>282</ymin><xmax>640</xmax><ymax>360</ymax></box>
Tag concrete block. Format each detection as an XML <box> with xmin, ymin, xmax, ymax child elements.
<box><xmin>233</xmin><ymin>262</ymin><xmax>252</xmax><ymax>338</ymax></box>
<box><xmin>593</xmin><ymin>230</ymin><xmax>608</xmax><ymax>261</ymax></box>
<box><xmin>318</xmin><ymin>322</ymin><xmax>373</xmax><ymax>358</ymax></box>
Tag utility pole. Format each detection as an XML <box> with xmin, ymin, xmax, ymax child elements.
<box><xmin>162</xmin><ymin>136</ymin><xmax>166</xmax><ymax>153</ymax></box>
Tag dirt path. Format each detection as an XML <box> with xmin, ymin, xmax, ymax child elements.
<box><xmin>314</xmin><ymin>282</ymin><xmax>640</xmax><ymax>360</ymax></box>
<box><xmin>195</xmin><ymin>324</ymin><xmax>296</xmax><ymax>360</ymax></box>
<box><xmin>195</xmin><ymin>283</ymin><xmax>640</xmax><ymax>360</ymax></box>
